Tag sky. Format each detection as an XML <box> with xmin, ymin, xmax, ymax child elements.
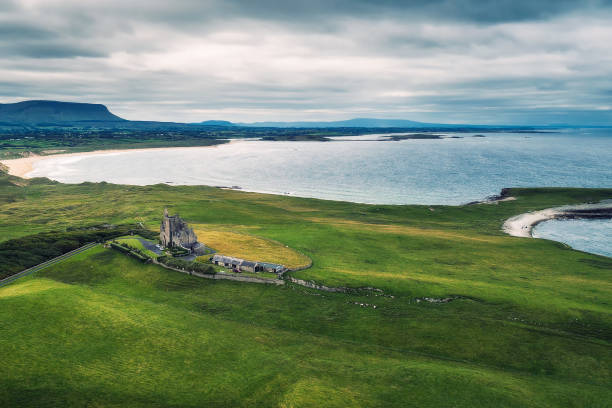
<box><xmin>1</xmin><ymin>0</ymin><xmax>611</xmax><ymax>125</ymax></box>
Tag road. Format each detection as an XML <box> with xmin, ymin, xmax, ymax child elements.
<box><xmin>0</xmin><ymin>242</ymin><xmax>99</xmax><ymax>288</ymax></box>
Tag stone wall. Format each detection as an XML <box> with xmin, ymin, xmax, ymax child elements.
<box><xmin>286</xmin><ymin>276</ymin><xmax>347</xmax><ymax>293</ymax></box>
<box><xmin>154</xmin><ymin>259</ymin><xmax>285</xmax><ymax>285</ymax></box>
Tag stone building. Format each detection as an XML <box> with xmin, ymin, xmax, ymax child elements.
<box><xmin>212</xmin><ymin>255</ymin><xmax>260</xmax><ymax>273</ymax></box>
<box><xmin>160</xmin><ymin>208</ymin><xmax>199</xmax><ymax>250</ymax></box>
<box><xmin>211</xmin><ymin>254</ymin><xmax>286</xmax><ymax>275</ymax></box>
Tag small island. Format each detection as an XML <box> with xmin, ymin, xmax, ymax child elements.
<box><xmin>381</xmin><ymin>133</ymin><xmax>444</xmax><ymax>141</ymax></box>
<box><xmin>260</xmin><ymin>134</ymin><xmax>331</xmax><ymax>141</ymax></box>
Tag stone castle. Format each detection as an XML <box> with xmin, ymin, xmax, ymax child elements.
<box><xmin>160</xmin><ymin>208</ymin><xmax>199</xmax><ymax>250</ymax></box>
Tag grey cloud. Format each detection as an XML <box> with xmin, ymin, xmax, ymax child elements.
<box><xmin>0</xmin><ymin>1</ymin><xmax>611</xmax><ymax>124</ymax></box>
<box><xmin>0</xmin><ymin>42</ymin><xmax>105</xmax><ymax>58</ymax></box>
<box><xmin>0</xmin><ymin>1</ymin><xmax>15</xmax><ymax>11</ymax></box>
<box><xmin>210</xmin><ymin>0</ymin><xmax>610</xmax><ymax>24</ymax></box>
<box><xmin>8</xmin><ymin>1</ymin><xmax>612</xmax><ymax>34</ymax></box>
<box><xmin>0</xmin><ymin>22</ymin><xmax>53</xmax><ymax>39</ymax></box>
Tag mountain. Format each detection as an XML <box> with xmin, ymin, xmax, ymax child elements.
<box><xmin>234</xmin><ymin>117</ymin><xmax>442</xmax><ymax>128</ymax></box>
<box><xmin>198</xmin><ymin>120</ymin><xmax>236</xmax><ymax>126</ymax></box>
<box><xmin>0</xmin><ymin>100</ymin><xmax>125</xmax><ymax>124</ymax></box>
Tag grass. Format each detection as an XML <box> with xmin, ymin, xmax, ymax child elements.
<box><xmin>235</xmin><ymin>270</ymin><xmax>280</xmax><ymax>279</ymax></box>
<box><xmin>192</xmin><ymin>226</ymin><xmax>311</xmax><ymax>269</ymax></box>
<box><xmin>0</xmin><ymin>224</ymin><xmax>150</xmax><ymax>279</ymax></box>
<box><xmin>114</xmin><ymin>235</ymin><xmax>159</xmax><ymax>259</ymax></box>
<box><xmin>1</xmin><ymin>246</ymin><xmax>610</xmax><ymax>407</ymax></box>
<box><xmin>0</xmin><ymin>169</ymin><xmax>611</xmax><ymax>406</ymax></box>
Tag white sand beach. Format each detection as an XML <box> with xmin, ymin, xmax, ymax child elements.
<box><xmin>503</xmin><ymin>202</ymin><xmax>612</xmax><ymax>238</ymax></box>
<box><xmin>0</xmin><ymin>144</ymin><xmax>229</xmax><ymax>179</ymax></box>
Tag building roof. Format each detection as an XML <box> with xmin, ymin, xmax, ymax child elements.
<box><xmin>213</xmin><ymin>254</ymin><xmax>244</xmax><ymax>264</ymax></box>
<box><xmin>213</xmin><ymin>254</ymin><xmax>285</xmax><ymax>271</ymax></box>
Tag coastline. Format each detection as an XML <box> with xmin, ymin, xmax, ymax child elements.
<box><xmin>0</xmin><ymin>143</ymin><xmax>231</xmax><ymax>179</ymax></box>
<box><xmin>464</xmin><ymin>188</ymin><xmax>517</xmax><ymax>205</ymax></box>
<box><xmin>502</xmin><ymin>201</ymin><xmax>612</xmax><ymax>238</ymax></box>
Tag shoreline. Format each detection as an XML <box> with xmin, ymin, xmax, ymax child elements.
<box><xmin>464</xmin><ymin>188</ymin><xmax>517</xmax><ymax>205</ymax></box>
<box><xmin>502</xmin><ymin>201</ymin><xmax>612</xmax><ymax>238</ymax></box>
<box><xmin>0</xmin><ymin>142</ymin><xmax>231</xmax><ymax>179</ymax></box>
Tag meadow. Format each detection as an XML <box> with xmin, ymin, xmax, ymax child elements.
<box><xmin>192</xmin><ymin>227</ymin><xmax>311</xmax><ymax>269</ymax></box>
<box><xmin>0</xmin><ymin>169</ymin><xmax>611</xmax><ymax>407</ymax></box>
<box><xmin>114</xmin><ymin>235</ymin><xmax>160</xmax><ymax>259</ymax></box>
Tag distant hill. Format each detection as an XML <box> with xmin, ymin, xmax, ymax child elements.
<box><xmin>0</xmin><ymin>100</ymin><xmax>125</xmax><ymax>124</ymax></box>
<box><xmin>233</xmin><ymin>117</ymin><xmax>443</xmax><ymax>128</ymax></box>
<box><xmin>203</xmin><ymin>117</ymin><xmax>557</xmax><ymax>129</ymax></box>
<box><xmin>196</xmin><ymin>117</ymin><xmax>496</xmax><ymax>128</ymax></box>
<box><xmin>198</xmin><ymin>120</ymin><xmax>236</xmax><ymax>126</ymax></box>
<box><xmin>1</xmin><ymin>101</ymin><xmax>562</xmax><ymax>130</ymax></box>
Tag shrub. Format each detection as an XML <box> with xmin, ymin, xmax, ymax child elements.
<box><xmin>0</xmin><ymin>224</ymin><xmax>154</xmax><ymax>280</ymax></box>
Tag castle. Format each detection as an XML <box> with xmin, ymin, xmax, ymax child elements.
<box><xmin>160</xmin><ymin>208</ymin><xmax>199</xmax><ymax>250</ymax></box>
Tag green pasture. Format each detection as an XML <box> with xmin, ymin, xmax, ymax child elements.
<box><xmin>0</xmin><ymin>169</ymin><xmax>611</xmax><ymax>407</ymax></box>
<box><xmin>114</xmin><ymin>235</ymin><xmax>159</xmax><ymax>259</ymax></box>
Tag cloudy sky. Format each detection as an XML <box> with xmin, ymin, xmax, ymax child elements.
<box><xmin>1</xmin><ymin>0</ymin><xmax>611</xmax><ymax>124</ymax></box>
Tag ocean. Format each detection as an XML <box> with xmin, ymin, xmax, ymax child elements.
<box><xmin>533</xmin><ymin>218</ymin><xmax>612</xmax><ymax>258</ymax></box>
<box><xmin>28</xmin><ymin>129</ymin><xmax>612</xmax><ymax>205</ymax></box>
<box><xmin>27</xmin><ymin>128</ymin><xmax>612</xmax><ymax>257</ymax></box>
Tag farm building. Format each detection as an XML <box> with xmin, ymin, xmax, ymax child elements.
<box><xmin>211</xmin><ymin>255</ymin><xmax>286</xmax><ymax>274</ymax></box>
<box><xmin>257</xmin><ymin>262</ymin><xmax>287</xmax><ymax>274</ymax></box>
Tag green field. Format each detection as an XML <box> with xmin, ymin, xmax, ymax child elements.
<box><xmin>114</xmin><ymin>235</ymin><xmax>160</xmax><ymax>259</ymax></box>
<box><xmin>0</xmin><ymin>169</ymin><xmax>611</xmax><ymax>407</ymax></box>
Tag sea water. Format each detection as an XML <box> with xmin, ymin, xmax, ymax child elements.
<box><xmin>26</xmin><ymin>128</ymin><xmax>612</xmax><ymax>257</ymax></box>
<box><xmin>533</xmin><ymin>219</ymin><xmax>611</xmax><ymax>258</ymax></box>
<box><xmin>28</xmin><ymin>129</ymin><xmax>612</xmax><ymax>206</ymax></box>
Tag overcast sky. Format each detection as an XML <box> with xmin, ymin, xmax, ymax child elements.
<box><xmin>1</xmin><ymin>0</ymin><xmax>611</xmax><ymax>124</ymax></box>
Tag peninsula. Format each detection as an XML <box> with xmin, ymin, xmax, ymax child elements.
<box><xmin>503</xmin><ymin>201</ymin><xmax>612</xmax><ymax>237</ymax></box>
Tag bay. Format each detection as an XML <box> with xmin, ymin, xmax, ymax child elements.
<box><xmin>28</xmin><ymin>129</ymin><xmax>612</xmax><ymax>205</ymax></box>
<box><xmin>533</xmin><ymin>218</ymin><xmax>612</xmax><ymax>258</ymax></box>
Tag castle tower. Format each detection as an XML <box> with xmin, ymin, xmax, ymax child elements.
<box><xmin>160</xmin><ymin>208</ymin><xmax>198</xmax><ymax>250</ymax></box>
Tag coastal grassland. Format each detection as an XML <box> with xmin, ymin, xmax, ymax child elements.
<box><xmin>192</xmin><ymin>226</ymin><xmax>311</xmax><ymax>268</ymax></box>
<box><xmin>0</xmin><ymin>224</ymin><xmax>151</xmax><ymax>279</ymax></box>
<box><xmin>1</xmin><ymin>170</ymin><xmax>611</xmax><ymax>406</ymax></box>
<box><xmin>114</xmin><ymin>235</ymin><xmax>159</xmax><ymax>259</ymax></box>
<box><xmin>1</xmin><ymin>246</ymin><xmax>610</xmax><ymax>407</ymax></box>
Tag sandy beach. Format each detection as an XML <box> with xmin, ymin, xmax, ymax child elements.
<box><xmin>0</xmin><ymin>144</ymin><xmax>229</xmax><ymax>179</ymax></box>
<box><xmin>503</xmin><ymin>201</ymin><xmax>612</xmax><ymax>237</ymax></box>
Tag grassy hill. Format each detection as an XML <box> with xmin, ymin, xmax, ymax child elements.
<box><xmin>0</xmin><ymin>171</ymin><xmax>611</xmax><ymax>407</ymax></box>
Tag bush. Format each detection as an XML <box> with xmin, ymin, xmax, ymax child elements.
<box><xmin>169</xmin><ymin>247</ymin><xmax>189</xmax><ymax>257</ymax></box>
<box><xmin>0</xmin><ymin>224</ymin><xmax>155</xmax><ymax>280</ymax></box>
<box><xmin>110</xmin><ymin>242</ymin><xmax>151</xmax><ymax>263</ymax></box>
<box><xmin>110</xmin><ymin>242</ymin><xmax>131</xmax><ymax>253</ymax></box>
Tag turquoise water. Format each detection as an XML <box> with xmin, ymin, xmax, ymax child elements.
<box><xmin>533</xmin><ymin>219</ymin><xmax>611</xmax><ymax>258</ymax></box>
<box><xmin>29</xmin><ymin>129</ymin><xmax>612</xmax><ymax>205</ymax></box>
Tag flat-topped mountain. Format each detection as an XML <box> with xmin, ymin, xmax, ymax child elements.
<box><xmin>0</xmin><ymin>100</ymin><xmax>125</xmax><ymax>124</ymax></box>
